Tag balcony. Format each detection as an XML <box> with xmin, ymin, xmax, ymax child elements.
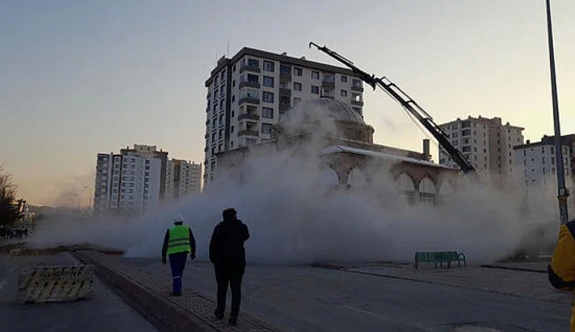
<box><xmin>279</xmin><ymin>103</ymin><xmax>291</xmax><ymax>112</ymax></box>
<box><xmin>239</xmin><ymin>81</ymin><xmax>260</xmax><ymax>89</ymax></box>
<box><xmin>238</xmin><ymin>97</ymin><xmax>260</xmax><ymax>105</ymax></box>
<box><xmin>351</xmin><ymin>100</ymin><xmax>364</xmax><ymax>107</ymax></box>
<box><xmin>279</xmin><ymin>72</ymin><xmax>292</xmax><ymax>83</ymax></box>
<box><xmin>351</xmin><ymin>85</ymin><xmax>364</xmax><ymax>92</ymax></box>
<box><xmin>240</xmin><ymin>65</ymin><xmax>260</xmax><ymax>74</ymax></box>
<box><xmin>238</xmin><ymin>113</ymin><xmax>260</xmax><ymax>121</ymax></box>
<box><xmin>322</xmin><ymin>81</ymin><xmax>335</xmax><ymax>89</ymax></box>
<box><xmin>279</xmin><ymin>88</ymin><xmax>291</xmax><ymax>96</ymax></box>
<box><xmin>238</xmin><ymin>130</ymin><xmax>259</xmax><ymax>137</ymax></box>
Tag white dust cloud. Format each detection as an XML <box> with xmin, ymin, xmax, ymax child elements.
<box><xmin>28</xmin><ymin>102</ymin><xmax>562</xmax><ymax>265</ymax></box>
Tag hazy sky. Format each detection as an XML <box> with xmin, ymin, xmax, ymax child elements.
<box><xmin>1</xmin><ymin>0</ymin><xmax>574</xmax><ymax>206</ymax></box>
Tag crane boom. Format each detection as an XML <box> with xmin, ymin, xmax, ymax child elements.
<box><xmin>309</xmin><ymin>42</ymin><xmax>477</xmax><ymax>175</ymax></box>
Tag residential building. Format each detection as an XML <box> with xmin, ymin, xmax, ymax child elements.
<box><xmin>203</xmin><ymin>47</ymin><xmax>366</xmax><ymax>184</ymax></box>
<box><xmin>438</xmin><ymin>116</ymin><xmax>524</xmax><ymax>182</ymax></box>
<box><xmin>120</xmin><ymin>145</ymin><xmax>168</xmax><ymax>199</ymax></box>
<box><xmin>165</xmin><ymin>159</ymin><xmax>202</xmax><ymax>199</ymax></box>
<box><xmin>93</xmin><ymin>152</ymin><xmax>162</xmax><ymax>216</ymax></box>
<box><xmin>513</xmin><ymin>135</ymin><xmax>574</xmax><ymax>190</ymax></box>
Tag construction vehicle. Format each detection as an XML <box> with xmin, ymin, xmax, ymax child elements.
<box><xmin>309</xmin><ymin>42</ymin><xmax>478</xmax><ymax>178</ymax></box>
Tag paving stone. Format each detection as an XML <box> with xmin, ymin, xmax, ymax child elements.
<box><xmin>74</xmin><ymin>250</ymin><xmax>280</xmax><ymax>332</ymax></box>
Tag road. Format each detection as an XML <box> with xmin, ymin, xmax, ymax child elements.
<box><xmin>127</xmin><ymin>258</ymin><xmax>568</xmax><ymax>332</ymax></box>
<box><xmin>0</xmin><ymin>253</ymin><xmax>156</xmax><ymax>332</ymax></box>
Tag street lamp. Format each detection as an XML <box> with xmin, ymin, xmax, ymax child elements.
<box><xmin>545</xmin><ymin>0</ymin><xmax>569</xmax><ymax>224</ymax></box>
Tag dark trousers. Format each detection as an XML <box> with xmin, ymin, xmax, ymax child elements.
<box><xmin>214</xmin><ymin>263</ymin><xmax>245</xmax><ymax>318</ymax></box>
<box><xmin>169</xmin><ymin>252</ymin><xmax>188</xmax><ymax>294</ymax></box>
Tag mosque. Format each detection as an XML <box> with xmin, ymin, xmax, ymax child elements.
<box><xmin>217</xmin><ymin>97</ymin><xmax>461</xmax><ymax>205</ymax></box>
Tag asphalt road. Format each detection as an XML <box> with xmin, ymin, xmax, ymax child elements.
<box><xmin>128</xmin><ymin>258</ymin><xmax>568</xmax><ymax>332</ymax></box>
<box><xmin>0</xmin><ymin>253</ymin><xmax>156</xmax><ymax>332</ymax></box>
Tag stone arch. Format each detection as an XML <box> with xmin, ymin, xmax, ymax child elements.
<box><xmin>418</xmin><ymin>176</ymin><xmax>436</xmax><ymax>194</ymax></box>
<box><xmin>418</xmin><ymin>176</ymin><xmax>437</xmax><ymax>205</ymax></box>
<box><xmin>438</xmin><ymin>180</ymin><xmax>455</xmax><ymax>196</ymax></box>
<box><xmin>316</xmin><ymin>167</ymin><xmax>339</xmax><ymax>187</ymax></box>
<box><xmin>348</xmin><ymin>167</ymin><xmax>369</xmax><ymax>189</ymax></box>
<box><xmin>396</xmin><ymin>173</ymin><xmax>416</xmax><ymax>191</ymax></box>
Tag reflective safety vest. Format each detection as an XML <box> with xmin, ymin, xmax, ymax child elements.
<box><xmin>167</xmin><ymin>225</ymin><xmax>191</xmax><ymax>255</ymax></box>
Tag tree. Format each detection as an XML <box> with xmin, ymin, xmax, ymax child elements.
<box><xmin>0</xmin><ymin>167</ymin><xmax>21</xmax><ymax>226</ymax></box>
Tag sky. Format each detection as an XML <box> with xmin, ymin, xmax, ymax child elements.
<box><xmin>0</xmin><ymin>0</ymin><xmax>574</xmax><ymax>206</ymax></box>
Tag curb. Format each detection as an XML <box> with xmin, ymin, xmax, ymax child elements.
<box><xmin>73</xmin><ymin>250</ymin><xmax>214</xmax><ymax>332</ymax></box>
<box><xmin>480</xmin><ymin>264</ymin><xmax>547</xmax><ymax>274</ymax></box>
<box><xmin>72</xmin><ymin>250</ymin><xmax>281</xmax><ymax>332</ymax></box>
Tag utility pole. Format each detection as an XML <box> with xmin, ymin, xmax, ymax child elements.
<box><xmin>546</xmin><ymin>0</ymin><xmax>569</xmax><ymax>224</ymax></box>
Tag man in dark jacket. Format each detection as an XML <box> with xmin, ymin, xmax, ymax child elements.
<box><xmin>209</xmin><ymin>208</ymin><xmax>250</xmax><ymax>326</ymax></box>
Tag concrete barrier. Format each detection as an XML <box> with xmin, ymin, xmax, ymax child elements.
<box><xmin>17</xmin><ymin>265</ymin><xmax>95</xmax><ymax>303</ymax></box>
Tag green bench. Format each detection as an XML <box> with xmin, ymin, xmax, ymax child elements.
<box><xmin>414</xmin><ymin>251</ymin><xmax>466</xmax><ymax>269</ymax></box>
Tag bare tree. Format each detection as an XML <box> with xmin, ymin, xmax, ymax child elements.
<box><xmin>0</xmin><ymin>166</ymin><xmax>21</xmax><ymax>226</ymax></box>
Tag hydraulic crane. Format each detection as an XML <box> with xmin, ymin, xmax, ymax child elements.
<box><xmin>309</xmin><ymin>42</ymin><xmax>477</xmax><ymax>177</ymax></box>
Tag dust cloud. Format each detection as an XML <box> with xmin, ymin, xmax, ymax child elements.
<box><xmin>28</xmin><ymin>103</ymin><xmax>561</xmax><ymax>265</ymax></box>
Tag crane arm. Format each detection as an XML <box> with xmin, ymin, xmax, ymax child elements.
<box><xmin>309</xmin><ymin>42</ymin><xmax>477</xmax><ymax>175</ymax></box>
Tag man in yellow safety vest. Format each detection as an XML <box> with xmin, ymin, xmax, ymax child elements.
<box><xmin>548</xmin><ymin>218</ymin><xmax>575</xmax><ymax>331</ymax></box>
<box><xmin>162</xmin><ymin>215</ymin><xmax>196</xmax><ymax>296</ymax></box>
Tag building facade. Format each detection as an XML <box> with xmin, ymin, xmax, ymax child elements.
<box><xmin>438</xmin><ymin>116</ymin><xmax>524</xmax><ymax>182</ymax></box>
<box><xmin>165</xmin><ymin>159</ymin><xmax>202</xmax><ymax>199</ymax></box>
<box><xmin>513</xmin><ymin>136</ymin><xmax>573</xmax><ymax>188</ymax></box>
<box><xmin>93</xmin><ymin>152</ymin><xmax>162</xmax><ymax>216</ymax></box>
<box><xmin>203</xmin><ymin>47</ymin><xmax>366</xmax><ymax>184</ymax></box>
<box><xmin>217</xmin><ymin>98</ymin><xmax>458</xmax><ymax>206</ymax></box>
<box><xmin>120</xmin><ymin>145</ymin><xmax>169</xmax><ymax>199</ymax></box>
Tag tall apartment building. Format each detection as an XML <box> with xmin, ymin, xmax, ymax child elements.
<box><xmin>165</xmin><ymin>159</ymin><xmax>202</xmax><ymax>199</ymax></box>
<box><xmin>513</xmin><ymin>138</ymin><xmax>572</xmax><ymax>188</ymax></box>
<box><xmin>203</xmin><ymin>47</ymin><xmax>365</xmax><ymax>184</ymax></box>
<box><xmin>438</xmin><ymin>116</ymin><xmax>524</xmax><ymax>181</ymax></box>
<box><xmin>120</xmin><ymin>144</ymin><xmax>168</xmax><ymax>199</ymax></box>
<box><xmin>93</xmin><ymin>152</ymin><xmax>162</xmax><ymax>216</ymax></box>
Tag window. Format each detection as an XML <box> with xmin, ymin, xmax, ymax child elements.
<box><xmin>294</xmin><ymin>67</ymin><xmax>302</xmax><ymax>76</ymax></box>
<box><xmin>340</xmin><ymin>90</ymin><xmax>348</xmax><ymax>97</ymax></box>
<box><xmin>311</xmin><ymin>71</ymin><xmax>320</xmax><ymax>79</ymax></box>
<box><xmin>239</xmin><ymin>88</ymin><xmax>259</xmax><ymax>99</ymax></box>
<box><xmin>311</xmin><ymin>85</ymin><xmax>320</xmax><ymax>94</ymax></box>
<box><xmin>462</xmin><ymin>129</ymin><xmax>471</xmax><ymax>136</ymax></box>
<box><xmin>293</xmin><ymin>97</ymin><xmax>301</xmax><ymax>105</ymax></box>
<box><xmin>247</xmin><ymin>58</ymin><xmax>259</xmax><ymax>67</ymax></box>
<box><xmin>263</xmin><ymin>61</ymin><xmax>275</xmax><ymax>72</ymax></box>
<box><xmin>262</xmin><ymin>91</ymin><xmax>274</xmax><ymax>103</ymax></box>
<box><xmin>263</xmin><ymin>76</ymin><xmax>274</xmax><ymax>87</ymax></box>
<box><xmin>293</xmin><ymin>82</ymin><xmax>302</xmax><ymax>91</ymax></box>
<box><xmin>262</xmin><ymin>107</ymin><xmax>273</xmax><ymax>119</ymax></box>
<box><xmin>341</xmin><ymin>75</ymin><xmax>348</xmax><ymax>83</ymax></box>
<box><xmin>352</xmin><ymin>79</ymin><xmax>361</xmax><ymax>87</ymax></box>
<box><xmin>262</xmin><ymin>123</ymin><xmax>273</xmax><ymax>134</ymax></box>
<box><xmin>279</xmin><ymin>95</ymin><xmax>290</xmax><ymax>104</ymax></box>
<box><xmin>323</xmin><ymin>73</ymin><xmax>334</xmax><ymax>82</ymax></box>
<box><xmin>231</xmin><ymin>126</ymin><xmax>234</xmax><ymax>133</ymax></box>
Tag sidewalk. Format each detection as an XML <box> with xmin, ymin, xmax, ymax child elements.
<box><xmin>0</xmin><ymin>252</ymin><xmax>156</xmax><ymax>332</ymax></box>
<box><xmin>74</xmin><ymin>250</ymin><xmax>281</xmax><ymax>332</ymax></box>
<box><xmin>336</xmin><ymin>261</ymin><xmax>570</xmax><ymax>304</ymax></box>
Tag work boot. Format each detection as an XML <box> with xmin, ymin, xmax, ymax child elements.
<box><xmin>228</xmin><ymin>316</ymin><xmax>237</xmax><ymax>326</ymax></box>
<box><xmin>214</xmin><ymin>310</ymin><xmax>224</xmax><ymax>320</ymax></box>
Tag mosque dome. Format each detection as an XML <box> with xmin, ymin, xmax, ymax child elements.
<box><xmin>275</xmin><ymin>97</ymin><xmax>373</xmax><ymax>144</ymax></box>
<box><xmin>280</xmin><ymin>97</ymin><xmax>366</xmax><ymax>125</ymax></box>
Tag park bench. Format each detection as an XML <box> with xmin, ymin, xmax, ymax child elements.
<box><xmin>414</xmin><ymin>251</ymin><xmax>466</xmax><ymax>269</ymax></box>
